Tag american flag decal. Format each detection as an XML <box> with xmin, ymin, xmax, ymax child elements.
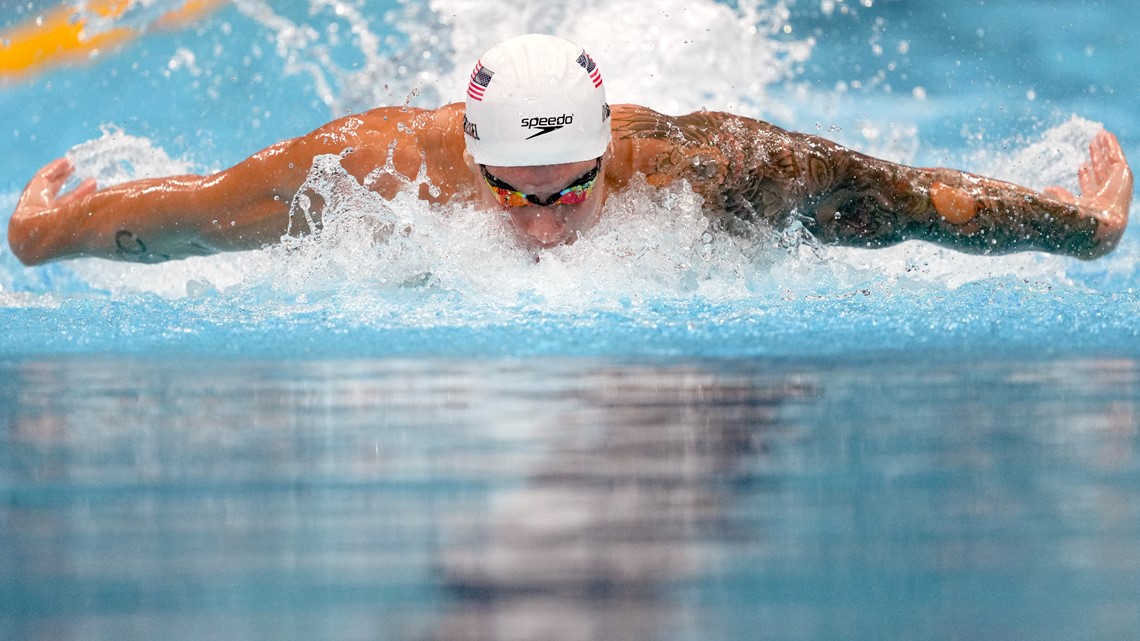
<box><xmin>576</xmin><ymin>51</ymin><xmax>602</xmax><ymax>88</ymax></box>
<box><xmin>468</xmin><ymin>61</ymin><xmax>494</xmax><ymax>101</ymax></box>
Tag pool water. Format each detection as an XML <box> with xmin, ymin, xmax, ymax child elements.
<box><xmin>3</xmin><ymin>356</ymin><xmax>1137</xmax><ymax>641</ymax></box>
<box><xmin>2</xmin><ymin>1</ymin><xmax>1139</xmax><ymax>640</ymax></box>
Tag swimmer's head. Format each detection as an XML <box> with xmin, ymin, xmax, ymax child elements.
<box><xmin>464</xmin><ymin>34</ymin><xmax>611</xmax><ymax>167</ymax></box>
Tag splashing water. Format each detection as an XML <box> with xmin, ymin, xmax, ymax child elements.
<box><xmin>1</xmin><ymin>0</ymin><xmax>1136</xmax><ymax>356</ymax></box>
<box><xmin>49</xmin><ymin>118</ymin><xmax>1118</xmax><ymax>307</ymax></box>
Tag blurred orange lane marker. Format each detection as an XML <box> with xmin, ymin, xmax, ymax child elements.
<box><xmin>0</xmin><ymin>0</ymin><xmax>228</xmax><ymax>80</ymax></box>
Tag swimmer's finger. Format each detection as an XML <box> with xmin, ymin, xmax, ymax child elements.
<box><xmin>1043</xmin><ymin>186</ymin><xmax>1076</xmax><ymax>204</ymax></box>
<box><xmin>56</xmin><ymin>178</ymin><xmax>98</xmax><ymax>207</ymax></box>
<box><xmin>40</xmin><ymin>157</ymin><xmax>73</xmax><ymax>188</ymax></box>
<box><xmin>1088</xmin><ymin>132</ymin><xmax>1133</xmax><ymax>202</ymax></box>
<box><xmin>1077</xmin><ymin>162</ymin><xmax>1096</xmax><ymax>196</ymax></box>
<box><xmin>1089</xmin><ymin>134</ymin><xmax>1111</xmax><ymax>183</ymax></box>
<box><xmin>1092</xmin><ymin>130</ymin><xmax>1125</xmax><ymax>164</ymax></box>
<box><xmin>17</xmin><ymin>158</ymin><xmax>73</xmax><ymax>212</ymax></box>
<box><xmin>1089</xmin><ymin>131</ymin><xmax>1128</xmax><ymax>186</ymax></box>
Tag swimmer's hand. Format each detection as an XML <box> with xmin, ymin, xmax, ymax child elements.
<box><xmin>8</xmin><ymin>158</ymin><xmax>98</xmax><ymax>264</ymax></box>
<box><xmin>1042</xmin><ymin>130</ymin><xmax>1133</xmax><ymax>257</ymax></box>
<box><xmin>13</xmin><ymin>157</ymin><xmax>98</xmax><ymax>225</ymax></box>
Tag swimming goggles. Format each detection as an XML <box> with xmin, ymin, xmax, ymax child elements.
<box><xmin>480</xmin><ymin>158</ymin><xmax>602</xmax><ymax>207</ymax></box>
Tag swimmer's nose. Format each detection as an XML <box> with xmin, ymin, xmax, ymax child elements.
<box><xmin>514</xmin><ymin>210</ymin><xmax>571</xmax><ymax>247</ymax></box>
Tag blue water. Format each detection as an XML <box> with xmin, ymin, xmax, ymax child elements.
<box><xmin>3</xmin><ymin>355</ymin><xmax>1137</xmax><ymax>641</ymax></box>
<box><xmin>1</xmin><ymin>0</ymin><xmax>1137</xmax><ymax>359</ymax></box>
<box><xmin>2</xmin><ymin>1</ymin><xmax>1139</xmax><ymax>640</ymax></box>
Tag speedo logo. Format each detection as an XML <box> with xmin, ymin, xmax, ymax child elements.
<box><xmin>521</xmin><ymin>113</ymin><xmax>573</xmax><ymax>140</ymax></box>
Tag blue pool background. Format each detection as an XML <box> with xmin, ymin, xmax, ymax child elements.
<box><xmin>0</xmin><ymin>0</ymin><xmax>1137</xmax><ymax>360</ymax></box>
<box><xmin>2</xmin><ymin>1</ymin><xmax>1139</xmax><ymax>640</ymax></box>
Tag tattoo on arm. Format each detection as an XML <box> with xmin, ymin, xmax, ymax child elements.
<box><xmin>615</xmin><ymin>110</ymin><xmax>803</xmax><ymax>227</ymax></box>
<box><xmin>785</xmin><ymin>139</ymin><xmax>1101</xmax><ymax>256</ymax></box>
<box><xmin>114</xmin><ymin>229</ymin><xmax>171</xmax><ymax>263</ymax></box>
<box><xmin>115</xmin><ymin>230</ymin><xmax>147</xmax><ymax>257</ymax></box>
<box><xmin>616</xmin><ymin>109</ymin><xmax>1102</xmax><ymax>256</ymax></box>
<box><xmin>114</xmin><ymin>228</ymin><xmax>145</xmax><ymax>255</ymax></box>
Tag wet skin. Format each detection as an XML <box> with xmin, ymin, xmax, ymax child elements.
<box><xmin>8</xmin><ymin>102</ymin><xmax>1133</xmax><ymax>265</ymax></box>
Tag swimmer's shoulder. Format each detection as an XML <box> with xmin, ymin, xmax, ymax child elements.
<box><xmin>609</xmin><ymin>104</ymin><xmax>752</xmax><ymax>188</ymax></box>
<box><xmin>347</xmin><ymin>103</ymin><xmax>464</xmax><ymax>139</ymax></box>
<box><xmin>338</xmin><ymin>103</ymin><xmax>467</xmax><ymax>167</ymax></box>
<box><xmin>607</xmin><ymin>104</ymin><xmax>800</xmax><ymax>205</ymax></box>
<box><xmin>611</xmin><ymin>104</ymin><xmax>673</xmax><ymax>142</ymax></box>
<box><xmin>607</xmin><ymin>105</ymin><xmax>678</xmax><ymax>187</ymax></box>
<box><xmin>319</xmin><ymin>103</ymin><xmax>470</xmax><ymax>203</ymax></box>
<box><xmin>611</xmin><ymin>104</ymin><xmax>786</xmax><ymax>143</ymax></box>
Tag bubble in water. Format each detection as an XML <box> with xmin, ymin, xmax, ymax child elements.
<box><xmin>9</xmin><ymin>0</ymin><xmax>1131</xmax><ymax>315</ymax></box>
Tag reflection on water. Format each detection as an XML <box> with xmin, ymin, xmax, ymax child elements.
<box><xmin>435</xmin><ymin>367</ymin><xmax>811</xmax><ymax>641</ymax></box>
<box><xmin>1</xmin><ymin>357</ymin><xmax>1138</xmax><ymax>641</ymax></box>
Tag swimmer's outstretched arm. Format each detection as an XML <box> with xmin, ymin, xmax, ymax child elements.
<box><xmin>7</xmin><ymin>107</ymin><xmax>435</xmax><ymax>265</ymax></box>
<box><xmin>8</xmin><ymin>150</ymin><xmax>305</xmax><ymax>265</ymax></box>
<box><xmin>787</xmin><ymin>128</ymin><xmax>1133</xmax><ymax>259</ymax></box>
<box><xmin>615</xmin><ymin>108</ymin><xmax>1132</xmax><ymax>259</ymax></box>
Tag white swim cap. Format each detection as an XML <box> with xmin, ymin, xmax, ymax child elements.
<box><xmin>464</xmin><ymin>34</ymin><xmax>611</xmax><ymax>167</ymax></box>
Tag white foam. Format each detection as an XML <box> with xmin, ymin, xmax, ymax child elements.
<box><xmin>256</xmin><ymin>157</ymin><xmax>783</xmax><ymax>316</ymax></box>
<box><xmin>4</xmin><ymin>0</ymin><xmax>1134</xmax><ymax>309</ymax></box>
<box><xmin>65</xmin><ymin>126</ymin><xmax>196</xmax><ymax>187</ymax></box>
<box><xmin>429</xmin><ymin>0</ymin><xmax>812</xmax><ymax>120</ymax></box>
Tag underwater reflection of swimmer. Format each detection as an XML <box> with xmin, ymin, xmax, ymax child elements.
<box><xmin>433</xmin><ymin>366</ymin><xmax>813</xmax><ymax>641</ymax></box>
<box><xmin>0</xmin><ymin>358</ymin><xmax>814</xmax><ymax>641</ymax></box>
<box><xmin>8</xmin><ymin>33</ymin><xmax>1132</xmax><ymax>267</ymax></box>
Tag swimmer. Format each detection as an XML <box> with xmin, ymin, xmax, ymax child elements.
<box><xmin>8</xmin><ymin>33</ymin><xmax>1134</xmax><ymax>265</ymax></box>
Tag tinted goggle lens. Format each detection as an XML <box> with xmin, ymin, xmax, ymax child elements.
<box><xmin>481</xmin><ymin>158</ymin><xmax>601</xmax><ymax>208</ymax></box>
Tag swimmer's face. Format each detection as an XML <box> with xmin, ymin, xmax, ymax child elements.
<box><xmin>478</xmin><ymin>157</ymin><xmax>606</xmax><ymax>249</ymax></box>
